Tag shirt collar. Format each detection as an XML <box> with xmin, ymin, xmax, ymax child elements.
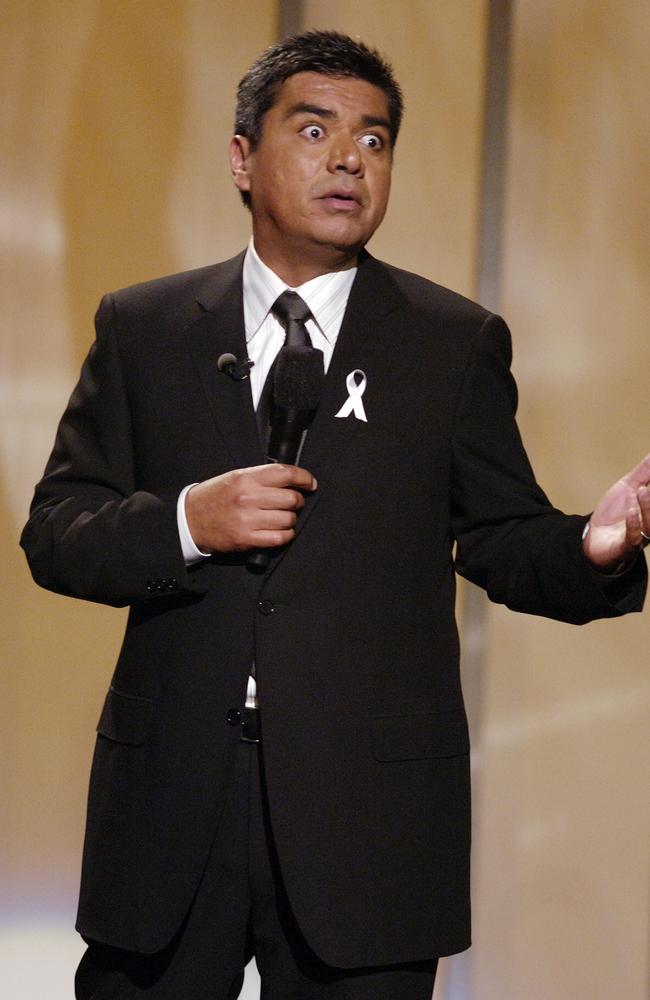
<box><xmin>242</xmin><ymin>238</ymin><xmax>357</xmax><ymax>345</ymax></box>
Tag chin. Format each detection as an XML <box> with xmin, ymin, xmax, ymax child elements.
<box><xmin>310</xmin><ymin>223</ymin><xmax>367</xmax><ymax>254</ymax></box>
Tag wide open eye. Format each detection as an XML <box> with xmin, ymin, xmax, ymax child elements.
<box><xmin>300</xmin><ymin>124</ymin><xmax>325</xmax><ymax>140</ymax></box>
<box><xmin>359</xmin><ymin>133</ymin><xmax>384</xmax><ymax>150</ymax></box>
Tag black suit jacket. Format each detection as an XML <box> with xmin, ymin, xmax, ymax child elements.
<box><xmin>21</xmin><ymin>251</ymin><xmax>646</xmax><ymax>966</ymax></box>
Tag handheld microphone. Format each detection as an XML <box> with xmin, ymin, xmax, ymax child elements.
<box><xmin>266</xmin><ymin>345</ymin><xmax>323</xmax><ymax>462</ymax></box>
<box><xmin>217</xmin><ymin>352</ymin><xmax>254</xmax><ymax>381</ymax></box>
<box><xmin>248</xmin><ymin>344</ymin><xmax>323</xmax><ymax>570</ymax></box>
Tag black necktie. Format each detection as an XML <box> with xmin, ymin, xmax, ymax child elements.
<box><xmin>256</xmin><ymin>291</ymin><xmax>315</xmax><ymax>444</ymax></box>
<box><xmin>271</xmin><ymin>290</ymin><xmax>313</xmax><ymax>347</ymax></box>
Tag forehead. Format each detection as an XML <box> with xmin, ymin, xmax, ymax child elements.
<box><xmin>270</xmin><ymin>71</ymin><xmax>391</xmax><ymax>122</ymax></box>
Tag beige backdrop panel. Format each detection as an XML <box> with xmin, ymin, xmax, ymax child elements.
<box><xmin>303</xmin><ymin>0</ymin><xmax>487</xmax><ymax>296</ymax></box>
<box><xmin>473</xmin><ymin>3</ymin><xmax>650</xmax><ymax>1000</ymax></box>
<box><xmin>2</xmin><ymin>0</ymin><xmax>276</xmax><ymax>924</ymax></box>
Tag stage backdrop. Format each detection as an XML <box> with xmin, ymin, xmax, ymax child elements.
<box><xmin>3</xmin><ymin>3</ymin><xmax>648</xmax><ymax>999</ymax></box>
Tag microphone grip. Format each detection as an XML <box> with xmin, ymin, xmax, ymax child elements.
<box><xmin>246</xmin><ymin>409</ymin><xmax>311</xmax><ymax>572</ymax></box>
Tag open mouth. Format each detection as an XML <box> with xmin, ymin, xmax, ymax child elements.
<box><xmin>320</xmin><ymin>190</ymin><xmax>361</xmax><ymax>209</ymax></box>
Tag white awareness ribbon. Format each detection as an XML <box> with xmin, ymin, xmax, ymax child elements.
<box><xmin>335</xmin><ymin>369</ymin><xmax>368</xmax><ymax>422</ymax></box>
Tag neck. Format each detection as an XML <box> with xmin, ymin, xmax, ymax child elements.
<box><xmin>252</xmin><ymin>235</ymin><xmax>359</xmax><ymax>286</ymax></box>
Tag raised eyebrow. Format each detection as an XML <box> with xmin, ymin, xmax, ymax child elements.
<box><xmin>360</xmin><ymin>115</ymin><xmax>391</xmax><ymax>134</ymax></box>
<box><xmin>285</xmin><ymin>102</ymin><xmax>337</xmax><ymax>121</ymax></box>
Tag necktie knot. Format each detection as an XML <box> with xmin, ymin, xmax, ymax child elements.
<box><xmin>271</xmin><ymin>290</ymin><xmax>312</xmax><ymax>328</ymax></box>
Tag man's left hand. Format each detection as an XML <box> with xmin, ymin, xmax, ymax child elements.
<box><xmin>582</xmin><ymin>454</ymin><xmax>650</xmax><ymax>572</ymax></box>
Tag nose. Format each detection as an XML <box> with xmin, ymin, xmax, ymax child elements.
<box><xmin>327</xmin><ymin>133</ymin><xmax>363</xmax><ymax>175</ymax></box>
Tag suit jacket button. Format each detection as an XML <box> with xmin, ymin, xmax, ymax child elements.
<box><xmin>145</xmin><ymin>580</ymin><xmax>155</xmax><ymax>593</ymax></box>
<box><xmin>166</xmin><ymin>578</ymin><xmax>177</xmax><ymax>591</ymax></box>
<box><xmin>258</xmin><ymin>599</ymin><xmax>276</xmax><ymax>615</ymax></box>
<box><xmin>226</xmin><ymin>709</ymin><xmax>242</xmax><ymax>726</ymax></box>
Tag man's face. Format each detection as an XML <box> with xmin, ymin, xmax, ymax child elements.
<box><xmin>230</xmin><ymin>72</ymin><xmax>393</xmax><ymax>280</ymax></box>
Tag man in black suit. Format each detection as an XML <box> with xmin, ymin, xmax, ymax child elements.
<box><xmin>21</xmin><ymin>30</ymin><xmax>649</xmax><ymax>1000</ymax></box>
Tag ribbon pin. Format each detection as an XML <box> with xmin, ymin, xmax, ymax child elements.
<box><xmin>335</xmin><ymin>369</ymin><xmax>368</xmax><ymax>422</ymax></box>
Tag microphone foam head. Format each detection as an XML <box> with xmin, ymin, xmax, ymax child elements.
<box><xmin>273</xmin><ymin>345</ymin><xmax>324</xmax><ymax>410</ymax></box>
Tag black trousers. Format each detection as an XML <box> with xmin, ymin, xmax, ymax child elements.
<box><xmin>75</xmin><ymin>735</ymin><xmax>438</xmax><ymax>1000</ymax></box>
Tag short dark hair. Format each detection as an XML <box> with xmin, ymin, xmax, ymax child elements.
<box><xmin>234</xmin><ymin>30</ymin><xmax>403</xmax><ymax>206</ymax></box>
<box><xmin>235</xmin><ymin>30</ymin><xmax>403</xmax><ymax>148</ymax></box>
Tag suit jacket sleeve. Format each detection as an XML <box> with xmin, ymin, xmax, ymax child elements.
<box><xmin>451</xmin><ymin>313</ymin><xmax>647</xmax><ymax>623</ymax></box>
<box><xmin>20</xmin><ymin>293</ymin><xmax>209</xmax><ymax>607</ymax></box>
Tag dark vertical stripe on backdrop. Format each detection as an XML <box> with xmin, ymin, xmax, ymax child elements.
<box><xmin>449</xmin><ymin>3</ymin><xmax>513</xmax><ymax>998</ymax></box>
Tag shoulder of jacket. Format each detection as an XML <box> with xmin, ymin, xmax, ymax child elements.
<box><xmin>366</xmin><ymin>256</ymin><xmax>491</xmax><ymax>326</ymax></box>
<box><xmin>103</xmin><ymin>252</ymin><xmax>244</xmax><ymax>319</ymax></box>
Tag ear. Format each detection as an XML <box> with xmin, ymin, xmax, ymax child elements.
<box><xmin>229</xmin><ymin>135</ymin><xmax>252</xmax><ymax>194</ymax></box>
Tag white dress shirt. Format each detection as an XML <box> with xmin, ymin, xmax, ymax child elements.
<box><xmin>176</xmin><ymin>239</ymin><xmax>357</xmax><ymax>704</ymax></box>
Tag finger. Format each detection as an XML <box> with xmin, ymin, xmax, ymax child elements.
<box><xmin>254</xmin><ymin>509</ymin><xmax>298</xmax><ymax>530</ymax></box>
<box><xmin>256</xmin><ymin>463</ymin><xmax>318</xmax><ymax>491</ymax></box>
<box><xmin>637</xmin><ymin>485</ymin><xmax>650</xmax><ymax>544</ymax></box>
<box><xmin>621</xmin><ymin>453</ymin><xmax>650</xmax><ymax>490</ymax></box>
<box><xmin>257</xmin><ymin>488</ymin><xmax>305</xmax><ymax>511</ymax></box>
<box><xmin>250</xmin><ymin>528</ymin><xmax>296</xmax><ymax>549</ymax></box>
<box><xmin>625</xmin><ymin>505</ymin><xmax>645</xmax><ymax>551</ymax></box>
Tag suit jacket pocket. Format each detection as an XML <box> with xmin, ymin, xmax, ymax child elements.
<box><xmin>371</xmin><ymin>707</ymin><xmax>470</xmax><ymax>761</ymax></box>
<box><xmin>96</xmin><ymin>686</ymin><xmax>153</xmax><ymax>746</ymax></box>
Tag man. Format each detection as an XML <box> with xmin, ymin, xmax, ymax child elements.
<box><xmin>21</xmin><ymin>30</ymin><xmax>649</xmax><ymax>1000</ymax></box>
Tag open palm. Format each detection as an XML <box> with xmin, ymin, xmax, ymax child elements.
<box><xmin>583</xmin><ymin>454</ymin><xmax>650</xmax><ymax>571</ymax></box>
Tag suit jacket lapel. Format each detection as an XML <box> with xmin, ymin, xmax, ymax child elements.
<box><xmin>184</xmin><ymin>253</ymin><xmax>265</xmax><ymax>469</ymax></box>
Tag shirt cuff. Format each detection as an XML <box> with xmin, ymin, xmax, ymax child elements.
<box><xmin>177</xmin><ymin>484</ymin><xmax>211</xmax><ymax>565</ymax></box>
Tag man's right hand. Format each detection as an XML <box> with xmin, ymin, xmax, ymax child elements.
<box><xmin>185</xmin><ymin>464</ymin><xmax>318</xmax><ymax>553</ymax></box>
